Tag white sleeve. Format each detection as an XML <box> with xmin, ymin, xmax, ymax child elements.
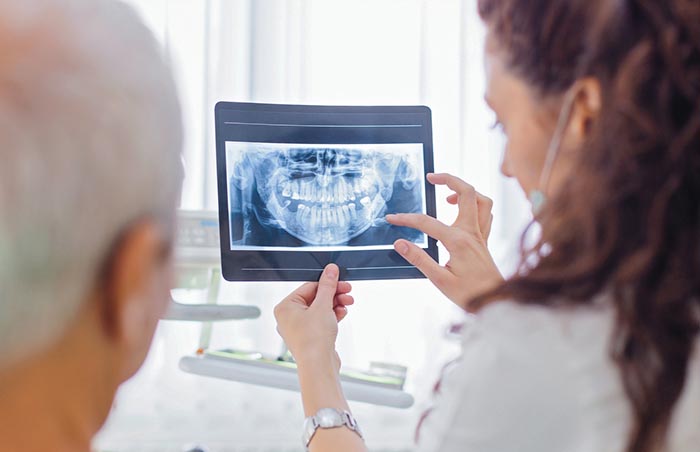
<box><xmin>415</xmin><ymin>305</ymin><xmax>585</xmax><ymax>452</ymax></box>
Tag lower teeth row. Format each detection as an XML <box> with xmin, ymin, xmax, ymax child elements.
<box><xmin>296</xmin><ymin>202</ymin><xmax>360</xmax><ymax>228</ymax></box>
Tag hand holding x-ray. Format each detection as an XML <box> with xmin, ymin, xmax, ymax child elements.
<box><xmin>274</xmin><ymin>264</ymin><xmax>354</xmax><ymax>364</ymax></box>
<box><xmin>386</xmin><ymin>173</ymin><xmax>503</xmax><ymax>310</ymax></box>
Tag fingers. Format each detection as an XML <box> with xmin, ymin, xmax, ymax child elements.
<box><xmin>442</xmin><ymin>179</ymin><xmax>494</xmax><ymax>240</ymax></box>
<box><xmin>286</xmin><ymin>282</ymin><xmax>319</xmax><ymax>307</ymax></box>
<box><xmin>448</xmin><ymin>192</ymin><xmax>492</xmax><ymax>209</ymax></box>
<box><xmin>476</xmin><ymin>195</ymin><xmax>494</xmax><ymax>240</ymax></box>
<box><xmin>334</xmin><ymin>305</ymin><xmax>348</xmax><ymax>322</ymax></box>
<box><xmin>482</xmin><ymin>213</ymin><xmax>494</xmax><ymax>242</ymax></box>
<box><xmin>448</xmin><ymin>193</ymin><xmax>493</xmax><ymax>239</ymax></box>
<box><xmin>280</xmin><ymin>276</ymin><xmax>351</xmax><ymax>312</ymax></box>
<box><xmin>427</xmin><ymin>173</ymin><xmax>480</xmax><ymax>233</ymax></box>
<box><xmin>334</xmin><ymin>294</ymin><xmax>354</xmax><ymax>306</ymax></box>
<box><xmin>386</xmin><ymin>213</ymin><xmax>455</xmax><ymax>246</ymax></box>
<box><xmin>393</xmin><ymin>239</ymin><xmax>452</xmax><ymax>287</ymax></box>
<box><xmin>336</xmin><ymin>281</ymin><xmax>352</xmax><ymax>295</ymax></box>
<box><xmin>477</xmin><ymin>193</ymin><xmax>494</xmax><ymax>209</ymax></box>
<box><xmin>311</xmin><ymin>264</ymin><xmax>340</xmax><ymax>311</ymax></box>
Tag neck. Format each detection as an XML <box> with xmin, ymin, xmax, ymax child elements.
<box><xmin>0</xmin><ymin>307</ymin><xmax>119</xmax><ymax>452</ymax></box>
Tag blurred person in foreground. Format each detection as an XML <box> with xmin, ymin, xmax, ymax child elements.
<box><xmin>0</xmin><ymin>1</ymin><xmax>185</xmax><ymax>451</ymax></box>
<box><xmin>275</xmin><ymin>0</ymin><xmax>700</xmax><ymax>451</ymax></box>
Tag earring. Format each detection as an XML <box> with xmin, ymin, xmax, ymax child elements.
<box><xmin>529</xmin><ymin>189</ymin><xmax>546</xmax><ymax>215</ymax></box>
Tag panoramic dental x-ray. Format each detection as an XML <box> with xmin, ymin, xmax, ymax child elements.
<box><xmin>227</xmin><ymin>142</ymin><xmax>426</xmax><ymax>250</ymax></box>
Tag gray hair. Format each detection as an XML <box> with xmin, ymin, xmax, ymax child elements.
<box><xmin>0</xmin><ymin>0</ymin><xmax>183</xmax><ymax>366</ymax></box>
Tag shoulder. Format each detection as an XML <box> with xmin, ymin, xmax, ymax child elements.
<box><xmin>473</xmin><ymin>298</ymin><xmax>614</xmax><ymax>350</ymax></box>
<box><xmin>417</xmin><ymin>300</ymin><xmax>626</xmax><ymax>452</ymax></box>
<box><xmin>467</xmin><ymin>299</ymin><xmax>617</xmax><ymax>404</ymax></box>
<box><xmin>455</xmin><ymin>300</ymin><xmax>616</xmax><ymax>380</ymax></box>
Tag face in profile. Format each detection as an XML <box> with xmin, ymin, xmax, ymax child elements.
<box><xmin>483</xmin><ymin>32</ymin><xmax>564</xmax><ymax>198</ymax></box>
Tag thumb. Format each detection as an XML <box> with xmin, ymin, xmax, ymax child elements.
<box><xmin>394</xmin><ymin>239</ymin><xmax>446</xmax><ymax>284</ymax></box>
<box><xmin>312</xmin><ymin>264</ymin><xmax>340</xmax><ymax>310</ymax></box>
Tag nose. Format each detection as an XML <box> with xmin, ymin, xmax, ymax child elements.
<box><xmin>500</xmin><ymin>152</ymin><xmax>513</xmax><ymax>178</ymax></box>
<box><xmin>316</xmin><ymin>150</ymin><xmax>338</xmax><ymax>187</ymax></box>
<box><xmin>319</xmin><ymin>149</ymin><xmax>337</xmax><ymax>167</ymax></box>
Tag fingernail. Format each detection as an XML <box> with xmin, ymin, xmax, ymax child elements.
<box><xmin>395</xmin><ymin>241</ymin><xmax>409</xmax><ymax>255</ymax></box>
<box><xmin>325</xmin><ymin>264</ymin><xmax>338</xmax><ymax>278</ymax></box>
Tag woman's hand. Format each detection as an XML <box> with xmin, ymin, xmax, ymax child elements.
<box><xmin>275</xmin><ymin>264</ymin><xmax>363</xmax><ymax>435</ymax></box>
<box><xmin>386</xmin><ymin>173</ymin><xmax>503</xmax><ymax>310</ymax></box>
<box><xmin>274</xmin><ymin>264</ymin><xmax>354</xmax><ymax>366</ymax></box>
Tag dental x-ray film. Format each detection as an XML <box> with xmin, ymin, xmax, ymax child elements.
<box><xmin>227</xmin><ymin>142</ymin><xmax>426</xmax><ymax>250</ymax></box>
<box><xmin>216</xmin><ymin>103</ymin><xmax>438</xmax><ymax>281</ymax></box>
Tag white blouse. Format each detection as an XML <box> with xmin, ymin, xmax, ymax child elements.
<box><xmin>416</xmin><ymin>301</ymin><xmax>700</xmax><ymax>452</ymax></box>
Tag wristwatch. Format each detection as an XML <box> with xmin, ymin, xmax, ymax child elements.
<box><xmin>302</xmin><ymin>408</ymin><xmax>363</xmax><ymax>450</ymax></box>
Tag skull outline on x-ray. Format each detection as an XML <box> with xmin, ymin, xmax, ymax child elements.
<box><xmin>230</xmin><ymin>145</ymin><xmax>421</xmax><ymax>246</ymax></box>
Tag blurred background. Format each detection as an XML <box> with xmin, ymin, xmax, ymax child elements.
<box><xmin>94</xmin><ymin>1</ymin><xmax>531</xmax><ymax>451</ymax></box>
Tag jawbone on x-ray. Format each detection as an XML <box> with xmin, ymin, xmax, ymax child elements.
<box><xmin>227</xmin><ymin>142</ymin><xmax>427</xmax><ymax>250</ymax></box>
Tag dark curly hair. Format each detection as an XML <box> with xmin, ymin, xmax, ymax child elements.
<box><xmin>476</xmin><ymin>0</ymin><xmax>700</xmax><ymax>451</ymax></box>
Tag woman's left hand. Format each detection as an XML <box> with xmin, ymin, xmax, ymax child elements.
<box><xmin>386</xmin><ymin>173</ymin><xmax>503</xmax><ymax>310</ymax></box>
<box><xmin>274</xmin><ymin>264</ymin><xmax>354</xmax><ymax>367</ymax></box>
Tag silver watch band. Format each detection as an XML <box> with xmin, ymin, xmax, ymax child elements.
<box><xmin>302</xmin><ymin>408</ymin><xmax>363</xmax><ymax>451</ymax></box>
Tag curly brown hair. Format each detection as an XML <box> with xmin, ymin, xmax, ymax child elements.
<box><xmin>476</xmin><ymin>0</ymin><xmax>700</xmax><ymax>451</ymax></box>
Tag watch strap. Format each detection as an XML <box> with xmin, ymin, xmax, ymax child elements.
<box><xmin>302</xmin><ymin>408</ymin><xmax>363</xmax><ymax>450</ymax></box>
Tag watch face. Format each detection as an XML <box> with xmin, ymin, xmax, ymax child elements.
<box><xmin>316</xmin><ymin>408</ymin><xmax>343</xmax><ymax>428</ymax></box>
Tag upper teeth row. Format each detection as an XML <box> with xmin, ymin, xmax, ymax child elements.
<box><xmin>281</xmin><ymin>178</ymin><xmax>369</xmax><ymax>203</ymax></box>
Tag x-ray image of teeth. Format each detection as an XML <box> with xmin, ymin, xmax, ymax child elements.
<box><xmin>226</xmin><ymin>142</ymin><xmax>427</xmax><ymax>250</ymax></box>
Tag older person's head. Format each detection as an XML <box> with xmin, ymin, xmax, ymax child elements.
<box><xmin>0</xmin><ymin>0</ymin><xmax>182</xmax><ymax>450</ymax></box>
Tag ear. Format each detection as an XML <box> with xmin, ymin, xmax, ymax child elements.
<box><xmin>568</xmin><ymin>77</ymin><xmax>602</xmax><ymax>143</ymax></box>
<box><xmin>99</xmin><ymin>220</ymin><xmax>174</xmax><ymax>379</ymax></box>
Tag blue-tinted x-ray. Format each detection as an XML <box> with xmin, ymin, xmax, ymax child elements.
<box><xmin>227</xmin><ymin>142</ymin><xmax>426</xmax><ymax>249</ymax></box>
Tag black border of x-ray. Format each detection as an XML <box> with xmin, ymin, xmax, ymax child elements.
<box><xmin>215</xmin><ymin>101</ymin><xmax>439</xmax><ymax>282</ymax></box>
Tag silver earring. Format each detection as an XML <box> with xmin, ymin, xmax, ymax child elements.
<box><xmin>529</xmin><ymin>189</ymin><xmax>546</xmax><ymax>215</ymax></box>
<box><xmin>529</xmin><ymin>88</ymin><xmax>578</xmax><ymax>216</ymax></box>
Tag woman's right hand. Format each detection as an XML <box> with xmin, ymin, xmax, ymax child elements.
<box><xmin>386</xmin><ymin>173</ymin><xmax>503</xmax><ymax>310</ymax></box>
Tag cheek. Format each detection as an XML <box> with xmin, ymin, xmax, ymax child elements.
<box><xmin>158</xmin><ymin>262</ymin><xmax>176</xmax><ymax>312</ymax></box>
<box><xmin>503</xmin><ymin>125</ymin><xmax>551</xmax><ymax>193</ymax></box>
<box><xmin>148</xmin><ymin>260</ymin><xmax>175</xmax><ymax>321</ymax></box>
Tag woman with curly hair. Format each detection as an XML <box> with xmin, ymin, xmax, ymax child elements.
<box><xmin>275</xmin><ymin>0</ymin><xmax>700</xmax><ymax>451</ymax></box>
